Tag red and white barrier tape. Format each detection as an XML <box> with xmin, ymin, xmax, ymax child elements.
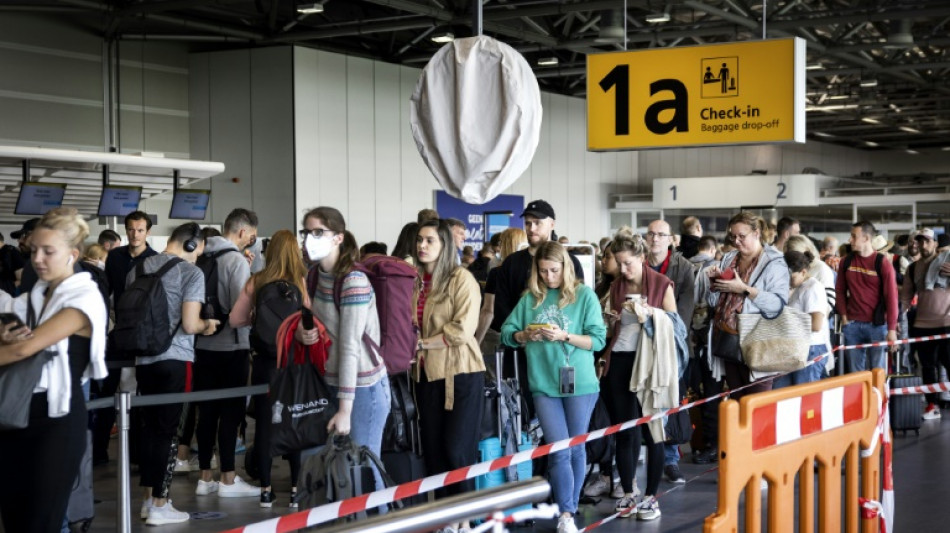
<box><xmin>223</xmin><ymin>332</ymin><xmax>948</xmax><ymax>533</ymax></box>
<box><xmin>891</xmin><ymin>380</ymin><xmax>950</xmax><ymax>396</ymax></box>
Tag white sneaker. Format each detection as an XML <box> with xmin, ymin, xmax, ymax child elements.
<box><xmin>195</xmin><ymin>479</ymin><xmax>219</xmax><ymax>496</ymax></box>
<box><xmin>174</xmin><ymin>457</ymin><xmax>198</xmax><ymax>474</ymax></box>
<box><xmin>556</xmin><ymin>514</ymin><xmax>579</xmax><ymax>533</ymax></box>
<box><xmin>583</xmin><ymin>475</ymin><xmax>610</xmax><ymax>497</ymax></box>
<box><xmin>145</xmin><ymin>501</ymin><xmax>189</xmax><ymax>525</ymax></box>
<box><xmin>922</xmin><ymin>405</ymin><xmax>941</xmax><ymax>420</ymax></box>
<box><xmin>610</xmin><ymin>481</ymin><xmax>625</xmax><ymax>499</ymax></box>
<box><xmin>218</xmin><ymin>475</ymin><xmax>260</xmax><ymax>498</ymax></box>
<box><xmin>140</xmin><ymin>497</ymin><xmax>152</xmax><ymax>520</ymax></box>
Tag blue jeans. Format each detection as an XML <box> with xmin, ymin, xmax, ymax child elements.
<box><xmin>842</xmin><ymin>321</ymin><xmax>887</xmax><ymax>372</ymax></box>
<box><xmin>773</xmin><ymin>345</ymin><xmax>828</xmax><ymax>389</ymax></box>
<box><xmin>533</xmin><ymin>393</ymin><xmax>598</xmax><ymax>515</ymax></box>
<box><xmin>305</xmin><ymin>375</ymin><xmax>392</xmax><ymax>493</ymax></box>
<box><xmin>664</xmin><ymin>443</ymin><xmax>680</xmax><ymax>466</ymax></box>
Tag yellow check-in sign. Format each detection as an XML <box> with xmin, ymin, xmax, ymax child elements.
<box><xmin>587</xmin><ymin>38</ymin><xmax>806</xmax><ymax>151</ymax></box>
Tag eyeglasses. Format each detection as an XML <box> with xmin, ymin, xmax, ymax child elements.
<box><xmin>728</xmin><ymin>232</ymin><xmax>756</xmax><ymax>243</ymax></box>
<box><xmin>299</xmin><ymin>228</ymin><xmax>334</xmax><ymax>239</ymax></box>
<box><xmin>645</xmin><ymin>232</ymin><xmax>671</xmax><ymax>239</ymax></box>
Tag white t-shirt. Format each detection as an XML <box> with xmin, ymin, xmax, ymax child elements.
<box><xmin>789</xmin><ymin>276</ymin><xmax>830</xmax><ymax>349</ymax></box>
<box><xmin>613</xmin><ymin>308</ymin><xmax>642</xmax><ymax>352</ymax></box>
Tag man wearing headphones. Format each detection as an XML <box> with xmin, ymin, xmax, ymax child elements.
<box><xmin>93</xmin><ymin>210</ymin><xmax>161</xmax><ymax>465</ymax></box>
<box><xmin>133</xmin><ymin>222</ymin><xmax>219</xmax><ymax>525</ymax></box>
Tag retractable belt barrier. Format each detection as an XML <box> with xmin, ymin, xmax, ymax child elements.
<box><xmin>85</xmin><ymin>384</ymin><xmax>268</xmax><ymax>412</ymax></box>
<box><xmin>222</xmin><ymin>332</ymin><xmax>950</xmax><ymax>533</ymax></box>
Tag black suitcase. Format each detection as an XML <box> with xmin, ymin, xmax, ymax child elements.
<box><xmin>381</xmin><ymin>451</ymin><xmax>427</xmax><ymax>506</ymax></box>
<box><xmin>889</xmin><ymin>352</ymin><xmax>922</xmax><ymax>436</ymax></box>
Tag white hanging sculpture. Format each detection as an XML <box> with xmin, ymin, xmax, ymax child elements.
<box><xmin>410</xmin><ymin>35</ymin><xmax>543</xmax><ymax>205</ymax></box>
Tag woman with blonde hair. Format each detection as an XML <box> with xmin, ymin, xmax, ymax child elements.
<box><xmin>412</xmin><ymin>219</ymin><xmax>484</xmax><ymax>530</ymax></box>
<box><xmin>0</xmin><ymin>208</ymin><xmax>108</xmax><ymax>532</ymax></box>
<box><xmin>700</xmin><ymin>211</ymin><xmax>789</xmax><ymax>396</ymax></box>
<box><xmin>230</xmin><ymin>229</ymin><xmax>310</xmax><ymax>507</ymax></box>
<box><xmin>501</xmin><ymin>241</ymin><xmax>606</xmax><ymax>533</ymax></box>
<box><xmin>82</xmin><ymin>243</ymin><xmax>107</xmax><ymax>269</ymax></box>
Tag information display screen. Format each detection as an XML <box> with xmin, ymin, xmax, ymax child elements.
<box><xmin>15</xmin><ymin>183</ymin><xmax>66</xmax><ymax>215</ymax></box>
<box><xmin>97</xmin><ymin>185</ymin><xmax>142</xmax><ymax>217</ymax></box>
<box><xmin>169</xmin><ymin>189</ymin><xmax>211</xmax><ymax>220</ymax></box>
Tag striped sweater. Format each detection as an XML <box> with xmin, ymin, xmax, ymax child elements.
<box><xmin>311</xmin><ymin>268</ymin><xmax>385</xmax><ymax>400</ymax></box>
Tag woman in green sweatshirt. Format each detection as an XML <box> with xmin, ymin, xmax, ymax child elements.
<box><xmin>501</xmin><ymin>242</ymin><xmax>607</xmax><ymax>533</ymax></box>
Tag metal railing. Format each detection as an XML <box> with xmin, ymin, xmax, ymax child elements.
<box><xmin>317</xmin><ymin>478</ymin><xmax>552</xmax><ymax>533</ymax></box>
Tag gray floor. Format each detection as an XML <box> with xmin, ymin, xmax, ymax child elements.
<box><xmin>63</xmin><ymin>415</ymin><xmax>950</xmax><ymax>533</ymax></box>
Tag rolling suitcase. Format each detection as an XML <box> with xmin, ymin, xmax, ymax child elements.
<box><xmin>380</xmin><ymin>371</ymin><xmax>426</xmax><ymax>506</ymax></box>
<box><xmin>889</xmin><ymin>351</ymin><xmax>922</xmax><ymax>436</ymax></box>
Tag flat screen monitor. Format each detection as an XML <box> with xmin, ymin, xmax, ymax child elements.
<box><xmin>169</xmin><ymin>189</ymin><xmax>211</xmax><ymax>220</ymax></box>
<box><xmin>97</xmin><ymin>185</ymin><xmax>142</xmax><ymax>217</ymax></box>
<box><xmin>14</xmin><ymin>183</ymin><xmax>66</xmax><ymax>215</ymax></box>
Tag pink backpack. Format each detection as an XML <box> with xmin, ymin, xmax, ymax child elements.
<box><xmin>309</xmin><ymin>256</ymin><xmax>419</xmax><ymax>374</ymax></box>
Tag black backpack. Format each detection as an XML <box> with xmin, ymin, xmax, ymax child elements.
<box><xmin>250</xmin><ymin>280</ymin><xmax>303</xmax><ymax>357</ymax></box>
<box><xmin>196</xmin><ymin>249</ymin><xmax>241</xmax><ymax>336</ymax></box>
<box><xmin>111</xmin><ymin>257</ymin><xmax>183</xmax><ymax>357</ymax></box>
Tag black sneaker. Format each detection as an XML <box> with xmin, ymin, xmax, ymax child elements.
<box><xmin>664</xmin><ymin>464</ymin><xmax>686</xmax><ymax>484</ymax></box>
<box><xmin>289</xmin><ymin>491</ymin><xmax>300</xmax><ymax>509</ymax></box>
<box><xmin>260</xmin><ymin>490</ymin><xmax>276</xmax><ymax>508</ymax></box>
<box><xmin>693</xmin><ymin>448</ymin><xmax>718</xmax><ymax>465</ymax></box>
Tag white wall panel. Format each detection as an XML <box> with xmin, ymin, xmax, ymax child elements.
<box><xmin>294</xmin><ymin>47</ymin><xmax>321</xmax><ymax>225</ymax></box>
<box><xmin>373</xmin><ymin>62</ymin><xmax>403</xmax><ymax>245</ymax></box>
<box><xmin>316</xmin><ymin>52</ymin><xmax>349</xmax><ymax>214</ymax></box>
<box><xmin>346</xmin><ymin>56</ymin><xmax>377</xmax><ymax>243</ymax></box>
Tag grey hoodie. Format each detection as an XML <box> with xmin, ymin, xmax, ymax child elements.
<box><xmin>194</xmin><ymin>236</ymin><xmax>251</xmax><ymax>351</ymax></box>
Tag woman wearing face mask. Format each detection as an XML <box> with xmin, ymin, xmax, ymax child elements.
<box><xmin>230</xmin><ymin>230</ymin><xmax>309</xmax><ymax>508</ymax></box>
<box><xmin>598</xmin><ymin>229</ymin><xmax>677</xmax><ymax>521</ymax></box>
<box><xmin>772</xmin><ymin>250</ymin><xmax>830</xmax><ymax>388</ymax></box>
<box><xmin>412</xmin><ymin>220</ymin><xmax>484</xmax><ymax>517</ymax></box>
<box><xmin>0</xmin><ymin>208</ymin><xmax>108</xmax><ymax>532</ymax></box>
<box><xmin>296</xmin><ymin>207</ymin><xmax>390</xmax><ymax>487</ymax></box>
<box><xmin>500</xmin><ymin>242</ymin><xmax>607</xmax><ymax>533</ymax></box>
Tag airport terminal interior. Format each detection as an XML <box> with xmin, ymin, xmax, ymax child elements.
<box><xmin>1</xmin><ymin>1</ymin><xmax>950</xmax><ymax>532</ymax></box>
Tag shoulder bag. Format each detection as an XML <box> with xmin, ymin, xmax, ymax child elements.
<box><xmin>737</xmin><ymin>307</ymin><xmax>811</xmax><ymax>372</ymax></box>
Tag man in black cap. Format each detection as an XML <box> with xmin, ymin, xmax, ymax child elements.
<box><xmin>0</xmin><ymin>232</ymin><xmax>24</xmax><ymax>296</ymax></box>
<box><xmin>492</xmin><ymin>199</ymin><xmax>584</xmax><ymax>420</ymax></box>
<box><xmin>11</xmin><ymin>218</ymin><xmax>40</xmax><ymax>294</ymax></box>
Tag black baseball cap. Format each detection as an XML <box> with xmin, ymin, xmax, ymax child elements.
<box><xmin>11</xmin><ymin>218</ymin><xmax>40</xmax><ymax>239</ymax></box>
<box><xmin>521</xmin><ymin>199</ymin><xmax>556</xmax><ymax>220</ymax></box>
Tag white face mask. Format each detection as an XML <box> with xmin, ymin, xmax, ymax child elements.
<box><xmin>305</xmin><ymin>234</ymin><xmax>333</xmax><ymax>262</ymax></box>
<box><xmin>96</xmin><ymin>260</ymin><xmax>105</xmax><ymax>270</ymax></box>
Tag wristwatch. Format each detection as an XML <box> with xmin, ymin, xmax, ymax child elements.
<box><xmin>417</xmin><ymin>339</ymin><xmax>424</xmax><ymax>351</ymax></box>
<box><xmin>742</xmin><ymin>288</ymin><xmax>751</xmax><ymax>297</ymax></box>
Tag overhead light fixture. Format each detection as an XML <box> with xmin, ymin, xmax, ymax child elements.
<box><xmin>942</xmin><ymin>146</ymin><xmax>950</xmax><ymax>151</ymax></box>
<box><xmin>859</xmin><ymin>79</ymin><xmax>878</xmax><ymax>88</ymax></box>
<box><xmin>595</xmin><ymin>9</ymin><xmax>625</xmax><ymax>43</ymax></box>
<box><xmin>645</xmin><ymin>12</ymin><xmax>671</xmax><ymax>23</ymax></box>
<box><xmin>814</xmin><ymin>131</ymin><xmax>834</xmax><ymax>138</ymax></box>
<box><xmin>806</xmin><ymin>104</ymin><xmax>860</xmax><ymax>111</ymax></box>
<box><xmin>906</xmin><ymin>149</ymin><xmax>919</xmax><ymax>155</ymax></box>
<box><xmin>862</xmin><ymin>117</ymin><xmax>881</xmax><ymax>124</ymax></box>
<box><xmin>827</xmin><ymin>94</ymin><xmax>851</xmax><ymax>100</ymax></box>
<box><xmin>865</xmin><ymin>141</ymin><xmax>880</xmax><ymax>147</ymax></box>
<box><xmin>537</xmin><ymin>57</ymin><xmax>559</xmax><ymax>66</ymax></box>
<box><xmin>899</xmin><ymin>126</ymin><xmax>920</xmax><ymax>133</ymax></box>
<box><xmin>431</xmin><ymin>31</ymin><xmax>454</xmax><ymax>43</ymax></box>
<box><xmin>806</xmin><ymin>63</ymin><xmax>823</xmax><ymax>70</ymax></box>
<box><xmin>296</xmin><ymin>2</ymin><xmax>324</xmax><ymax>14</ymax></box>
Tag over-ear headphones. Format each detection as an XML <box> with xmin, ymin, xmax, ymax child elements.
<box><xmin>183</xmin><ymin>223</ymin><xmax>202</xmax><ymax>253</ymax></box>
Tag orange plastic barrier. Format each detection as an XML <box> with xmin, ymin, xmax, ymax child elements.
<box><xmin>705</xmin><ymin>369</ymin><xmax>886</xmax><ymax>533</ymax></box>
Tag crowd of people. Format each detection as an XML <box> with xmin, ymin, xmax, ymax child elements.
<box><xmin>0</xmin><ymin>201</ymin><xmax>947</xmax><ymax>533</ymax></box>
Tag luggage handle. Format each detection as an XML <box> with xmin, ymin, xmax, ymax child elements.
<box><xmin>495</xmin><ymin>345</ymin><xmax>523</xmax><ymax>447</ymax></box>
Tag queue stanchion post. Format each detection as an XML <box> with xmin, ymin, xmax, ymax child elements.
<box><xmin>116</xmin><ymin>391</ymin><xmax>132</xmax><ymax>533</ymax></box>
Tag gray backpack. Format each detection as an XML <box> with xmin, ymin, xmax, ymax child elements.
<box><xmin>299</xmin><ymin>433</ymin><xmax>401</xmax><ymax>519</ymax></box>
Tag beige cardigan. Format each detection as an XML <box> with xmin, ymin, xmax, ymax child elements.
<box><xmin>414</xmin><ymin>267</ymin><xmax>486</xmax><ymax>409</ymax></box>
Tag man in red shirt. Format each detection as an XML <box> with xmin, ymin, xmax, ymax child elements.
<box><xmin>835</xmin><ymin>221</ymin><xmax>899</xmax><ymax>372</ymax></box>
